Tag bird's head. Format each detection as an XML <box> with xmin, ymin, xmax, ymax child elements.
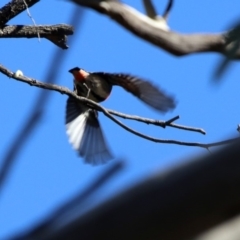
<box><xmin>68</xmin><ymin>67</ymin><xmax>89</xmax><ymax>81</ymax></box>
<box><xmin>69</xmin><ymin>67</ymin><xmax>81</xmax><ymax>74</ymax></box>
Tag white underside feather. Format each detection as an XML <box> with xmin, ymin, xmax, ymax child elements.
<box><xmin>65</xmin><ymin>98</ymin><xmax>112</xmax><ymax>165</ymax></box>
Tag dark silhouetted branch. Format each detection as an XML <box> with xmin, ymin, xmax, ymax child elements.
<box><xmin>0</xmin><ymin>24</ymin><xmax>74</xmax><ymax>49</ymax></box>
<box><xmin>14</xmin><ymin>161</ymin><xmax>124</xmax><ymax>239</ymax></box>
<box><xmin>0</xmin><ymin>64</ymin><xmax>238</xmax><ymax>150</ymax></box>
<box><xmin>214</xmin><ymin>21</ymin><xmax>240</xmax><ymax>79</ymax></box>
<box><xmin>0</xmin><ymin>110</ymin><xmax>42</xmax><ymax>193</ymax></box>
<box><xmin>10</xmin><ymin>139</ymin><xmax>240</xmax><ymax>240</ymax></box>
<box><xmin>69</xmin><ymin>0</ymin><xmax>240</xmax><ymax>59</ymax></box>
<box><xmin>162</xmin><ymin>0</ymin><xmax>173</xmax><ymax>20</ymax></box>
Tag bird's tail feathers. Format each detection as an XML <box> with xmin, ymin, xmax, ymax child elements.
<box><xmin>66</xmin><ymin>97</ymin><xmax>113</xmax><ymax>165</ymax></box>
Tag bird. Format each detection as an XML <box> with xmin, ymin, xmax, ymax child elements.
<box><xmin>66</xmin><ymin>67</ymin><xmax>176</xmax><ymax>165</ymax></box>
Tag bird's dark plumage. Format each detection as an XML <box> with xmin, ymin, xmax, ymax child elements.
<box><xmin>65</xmin><ymin>68</ymin><xmax>176</xmax><ymax>165</ymax></box>
<box><xmin>93</xmin><ymin>72</ymin><xmax>176</xmax><ymax>112</ymax></box>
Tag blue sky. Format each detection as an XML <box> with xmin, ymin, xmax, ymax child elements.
<box><xmin>0</xmin><ymin>0</ymin><xmax>240</xmax><ymax>238</ymax></box>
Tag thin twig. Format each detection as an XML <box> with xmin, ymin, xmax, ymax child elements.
<box><xmin>107</xmin><ymin>110</ymin><xmax>206</xmax><ymax>135</ymax></box>
<box><xmin>164</xmin><ymin>115</ymin><xmax>179</xmax><ymax>125</ymax></box>
<box><xmin>22</xmin><ymin>0</ymin><xmax>40</xmax><ymax>41</ymax></box>
<box><xmin>0</xmin><ymin>64</ymin><xmax>238</xmax><ymax>150</ymax></box>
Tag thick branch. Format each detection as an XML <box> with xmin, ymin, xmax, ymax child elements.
<box><xmin>0</xmin><ymin>64</ymin><xmax>239</xmax><ymax>149</ymax></box>
<box><xmin>0</xmin><ymin>24</ymin><xmax>73</xmax><ymax>37</ymax></box>
<box><xmin>0</xmin><ymin>24</ymin><xmax>74</xmax><ymax>49</ymax></box>
<box><xmin>70</xmin><ymin>0</ymin><xmax>240</xmax><ymax>58</ymax></box>
<box><xmin>0</xmin><ymin>0</ymin><xmax>39</xmax><ymax>26</ymax></box>
<box><xmin>14</xmin><ymin>138</ymin><xmax>240</xmax><ymax>240</ymax></box>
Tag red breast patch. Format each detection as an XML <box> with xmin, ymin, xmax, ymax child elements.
<box><xmin>74</xmin><ymin>69</ymin><xmax>89</xmax><ymax>82</ymax></box>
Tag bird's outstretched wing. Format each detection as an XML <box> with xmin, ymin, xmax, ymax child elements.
<box><xmin>93</xmin><ymin>73</ymin><xmax>176</xmax><ymax>113</ymax></box>
<box><xmin>66</xmin><ymin>97</ymin><xmax>113</xmax><ymax>165</ymax></box>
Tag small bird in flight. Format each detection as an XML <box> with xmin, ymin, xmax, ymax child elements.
<box><xmin>66</xmin><ymin>67</ymin><xmax>175</xmax><ymax>165</ymax></box>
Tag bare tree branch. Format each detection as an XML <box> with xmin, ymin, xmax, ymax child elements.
<box><xmin>69</xmin><ymin>0</ymin><xmax>240</xmax><ymax>58</ymax></box>
<box><xmin>108</xmin><ymin>110</ymin><xmax>206</xmax><ymax>135</ymax></box>
<box><xmin>0</xmin><ymin>7</ymin><xmax>85</xmax><ymax>194</ymax></box>
<box><xmin>0</xmin><ymin>1</ymin><xmax>74</xmax><ymax>49</ymax></box>
<box><xmin>0</xmin><ymin>64</ymin><xmax>238</xmax><ymax>150</ymax></box>
<box><xmin>0</xmin><ymin>24</ymin><xmax>74</xmax><ymax>49</ymax></box>
<box><xmin>0</xmin><ymin>0</ymin><xmax>39</xmax><ymax>26</ymax></box>
<box><xmin>0</xmin><ymin>24</ymin><xmax>73</xmax><ymax>38</ymax></box>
